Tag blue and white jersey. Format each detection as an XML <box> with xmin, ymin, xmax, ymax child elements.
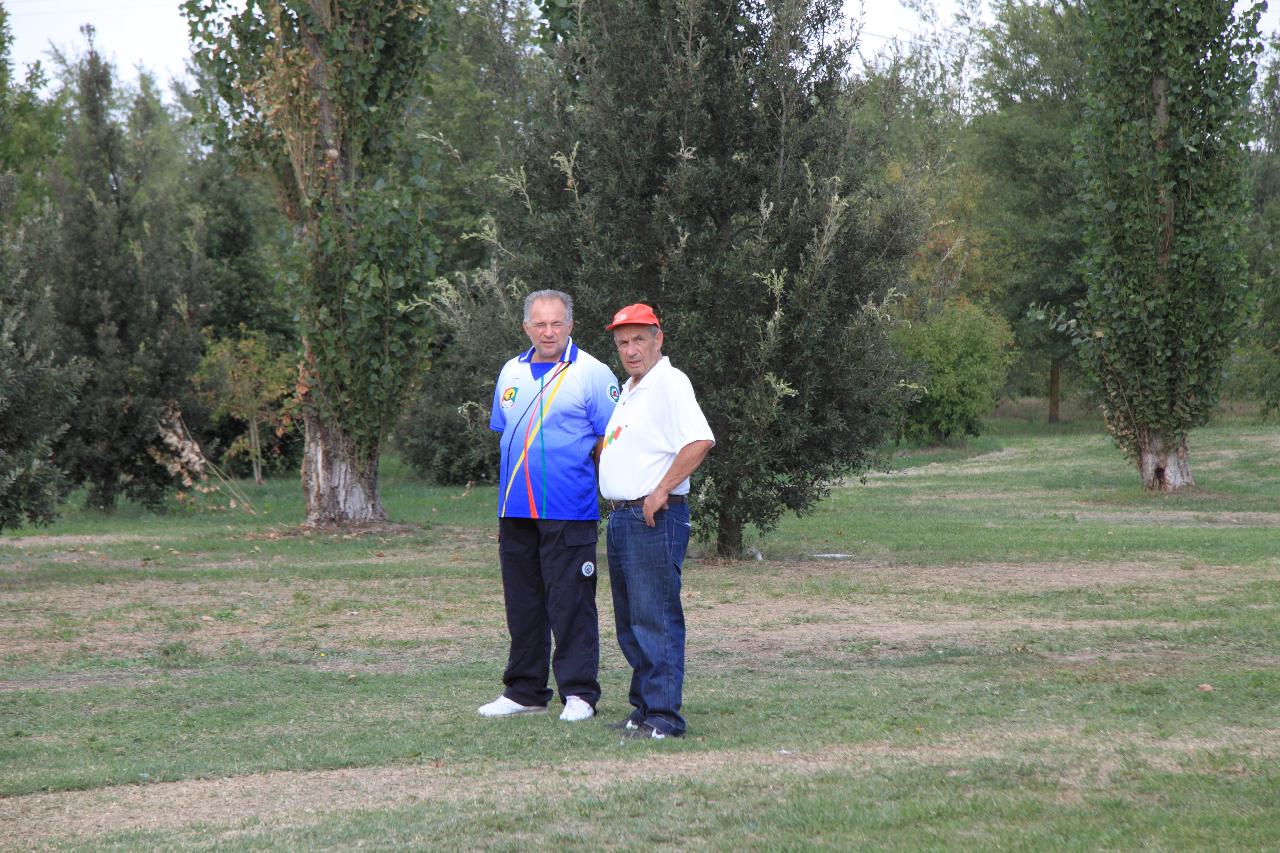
<box><xmin>489</xmin><ymin>338</ymin><xmax>620</xmax><ymax>520</ymax></box>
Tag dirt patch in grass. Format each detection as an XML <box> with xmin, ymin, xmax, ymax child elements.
<box><xmin>0</xmin><ymin>577</ymin><xmax>505</xmax><ymax>667</ymax></box>
<box><xmin>0</xmin><ymin>671</ymin><xmax>164</xmax><ymax>693</ymax></box>
<box><xmin>1068</xmin><ymin>509</ymin><xmax>1280</xmax><ymax>527</ymax></box>
<box><xmin>242</xmin><ymin>522</ymin><xmax>426</xmax><ymax>541</ymax></box>
<box><xmin>2</xmin><ymin>556</ymin><xmax>1241</xmax><ymax>673</ymax></box>
<box><xmin>5</xmin><ymin>724</ymin><xmax>1275</xmax><ymax>847</ymax></box>
<box><xmin>1220</xmin><ymin>431</ymin><xmax>1280</xmax><ymax>450</ymax></box>
<box><xmin>684</xmin><ymin>593</ymin><xmax>1197</xmax><ymax>662</ymax></box>
<box><xmin>0</xmin><ymin>533</ymin><xmax>164</xmax><ymax>549</ymax></box>
<box><xmin>757</xmin><ymin>557</ymin><xmax>1244</xmax><ymax>591</ymax></box>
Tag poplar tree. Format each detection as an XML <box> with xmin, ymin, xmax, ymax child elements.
<box><xmin>1075</xmin><ymin>0</ymin><xmax>1261</xmax><ymax>489</ymax></box>
<box><xmin>185</xmin><ymin>1</ymin><xmax>440</xmax><ymax>524</ymax></box>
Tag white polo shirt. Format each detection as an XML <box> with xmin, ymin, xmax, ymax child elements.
<box><xmin>598</xmin><ymin>356</ymin><xmax>714</xmax><ymax>501</ymax></box>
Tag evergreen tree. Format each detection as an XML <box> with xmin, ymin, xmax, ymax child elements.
<box><xmin>0</xmin><ymin>3</ymin><xmax>64</xmax><ymax>218</ymax></box>
<box><xmin>1075</xmin><ymin>0</ymin><xmax>1261</xmax><ymax>489</ymax></box>
<box><xmin>48</xmin><ymin>31</ymin><xmax>206</xmax><ymax>510</ymax></box>
<box><xmin>0</xmin><ymin>216</ymin><xmax>83</xmax><ymax>531</ymax></box>
<box><xmin>0</xmin><ymin>3</ymin><xmax>82</xmax><ymax>531</ymax></box>
<box><xmin>493</xmin><ymin>0</ymin><xmax>921</xmax><ymax>555</ymax></box>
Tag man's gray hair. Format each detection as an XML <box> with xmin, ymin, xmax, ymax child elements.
<box><xmin>523</xmin><ymin>290</ymin><xmax>573</xmax><ymax>323</ymax></box>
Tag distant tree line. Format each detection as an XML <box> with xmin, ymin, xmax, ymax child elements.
<box><xmin>1</xmin><ymin>0</ymin><xmax>1274</xmax><ymax>549</ymax></box>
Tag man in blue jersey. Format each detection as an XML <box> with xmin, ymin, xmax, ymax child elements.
<box><xmin>479</xmin><ymin>290</ymin><xmax>621</xmax><ymax>722</ymax></box>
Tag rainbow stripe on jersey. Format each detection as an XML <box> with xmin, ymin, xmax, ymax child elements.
<box><xmin>489</xmin><ymin>339</ymin><xmax>619</xmax><ymax>521</ymax></box>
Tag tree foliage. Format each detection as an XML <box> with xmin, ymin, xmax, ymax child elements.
<box><xmin>859</xmin><ymin>0</ymin><xmax>993</xmax><ymax>317</ymax></box>
<box><xmin>898</xmin><ymin>298</ymin><xmax>1016</xmax><ymax>444</ymax></box>
<box><xmin>1074</xmin><ymin>0</ymin><xmax>1261</xmax><ymax>489</ymax></box>
<box><xmin>483</xmin><ymin>0</ymin><xmax>921</xmax><ymax>555</ymax></box>
<box><xmin>194</xmin><ymin>329</ymin><xmax>296</xmax><ymax>485</ymax></box>
<box><xmin>185</xmin><ymin>0</ymin><xmax>441</xmax><ymax>523</ymax></box>
<box><xmin>393</xmin><ymin>0</ymin><xmax>542</xmax><ymax>484</ymax></box>
<box><xmin>400</xmin><ymin>252</ymin><xmax>525</xmax><ymax>485</ymax></box>
<box><xmin>1237</xmin><ymin>39</ymin><xmax>1280</xmax><ymax>416</ymax></box>
<box><xmin>0</xmin><ymin>4</ymin><xmax>64</xmax><ymax>218</ymax></box>
<box><xmin>969</xmin><ymin>0</ymin><xmax>1089</xmax><ymax>419</ymax></box>
<box><xmin>0</xmin><ymin>191</ymin><xmax>83</xmax><ymax>532</ymax></box>
<box><xmin>48</xmin><ymin>35</ymin><xmax>207</xmax><ymax>510</ymax></box>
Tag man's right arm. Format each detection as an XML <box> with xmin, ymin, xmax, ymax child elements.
<box><xmin>642</xmin><ymin>439</ymin><xmax>714</xmax><ymax>526</ymax></box>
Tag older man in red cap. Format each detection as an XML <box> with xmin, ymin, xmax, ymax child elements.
<box><xmin>598</xmin><ymin>303</ymin><xmax>715</xmax><ymax>739</ymax></box>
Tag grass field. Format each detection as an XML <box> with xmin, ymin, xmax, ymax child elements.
<box><xmin>2</xmin><ymin>405</ymin><xmax>1278</xmax><ymax>850</ymax></box>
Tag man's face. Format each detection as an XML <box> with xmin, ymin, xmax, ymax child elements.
<box><xmin>613</xmin><ymin>325</ymin><xmax>663</xmax><ymax>381</ymax></box>
<box><xmin>523</xmin><ymin>297</ymin><xmax>573</xmax><ymax>362</ymax></box>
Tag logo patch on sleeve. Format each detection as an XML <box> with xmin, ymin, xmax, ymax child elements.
<box><xmin>608</xmin><ymin>384</ymin><xmax>621</xmax><ymax>402</ymax></box>
<box><xmin>500</xmin><ymin>386</ymin><xmax>518</xmax><ymax>409</ymax></box>
<box><xmin>581</xmin><ymin>561</ymin><xmax>596</xmax><ymax>578</ymax></box>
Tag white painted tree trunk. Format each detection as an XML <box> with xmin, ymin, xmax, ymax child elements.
<box><xmin>1137</xmin><ymin>432</ymin><xmax>1194</xmax><ymax>491</ymax></box>
<box><xmin>300</xmin><ymin>411</ymin><xmax>386</xmax><ymax>526</ymax></box>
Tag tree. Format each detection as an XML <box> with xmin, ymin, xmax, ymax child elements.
<box><xmin>194</xmin><ymin>329</ymin><xmax>295</xmax><ymax>485</ymax></box>
<box><xmin>0</xmin><ymin>3</ymin><xmax>83</xmax><ymax>532</ymax></box>
<box><xmin>1237</xmin><ymin>39</ymin><xmax>1280</xmax><ymax>416</ymax></box>
<box><xmin>0</xmin><ymin>193</ymin><xmax>84</xmax><ymax>534</ymax></box>
<box><xmin>898</xmin><ymin>297</ymin><xmax>1016</xmax><ymax>444</ymax></box>
<box><xmin>1074</xmin><ymin>0</ymin><xmax>1262</xmax><ymax>489</ymax></box>
<box><xmin>859</xmin><ymin>0</ymin><xmax>992</xmax><ymax>321</ymax></box>
<box><xmin>48</xmin><ymin>32</ymin><xmax>207</xmax><ymax>510</ymax></box>
<box><xmin>410</xmin><ymin>0</ymin><xmax>540</xmax><ymax>277</ymax></box>
<box><xmin>0</xmin><ymin>3</ymin><xmax>65</xmax><ymax>218</ymax></box>
<box><xmin>969</xmin><ymin>0</ymin><xmax>1089</xmax><ymax>423</ymax></box>
<box><xmin>489</xmin><ymin>0</ymin><xmax>921</xmax><ymax>555</ymax></box>
<box><xmin>0</xmin><ymin>234</ymin><xmax>82</xmax><ymax>532</ymax></box>
<box><xmin>394</xmin><ymin>0</ymin><xmax>542</xmax><ymax>485</ymax></box>
<box><xmin>185</xmin><ymin>1</ymin><xmax>440</xmax><ymax>525</ymax></box>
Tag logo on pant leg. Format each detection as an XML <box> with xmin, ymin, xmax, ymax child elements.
<box><xmin>581</xmin><ymin>561</ymin><xmax>595</xmax><ymax>577</ymax></box>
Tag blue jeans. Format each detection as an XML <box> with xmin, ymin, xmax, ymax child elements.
<box><xmin>606</xmin><ymin>502</ymin><xmax>690</xmax><ymax>736</ymax></box>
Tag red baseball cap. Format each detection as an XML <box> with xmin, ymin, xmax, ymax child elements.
<box><xmin>605</xmin><ymin>303</ymin><xmax>661</xmax><ymax>330</ymax></box>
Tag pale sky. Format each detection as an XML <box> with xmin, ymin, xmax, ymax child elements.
<box><xmin>4</xmin><ymin>0</ymin><xmax>1277</xmax><ymax>95</ymax></box>
<box><xmin>4</xmin><ymin>0</ymin><xmax>952</xmax><ymax>92</ymax></box>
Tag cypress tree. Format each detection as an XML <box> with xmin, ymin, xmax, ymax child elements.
<box><xmin>49</xmin><ymin>31</ymin><xmax>206</xmax><ymax>510</ymax></box>
<box><xmin>495</xmin><ymin>0</ymin><xmax>922</xmax><ymax>555</ymax></box>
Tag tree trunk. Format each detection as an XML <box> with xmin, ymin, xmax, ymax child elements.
<box><xmin>715</xmin><ymin>485</ymin><xmax>743</xmax><ymax>558</ymax></box>
<box><xmin>248</xmin><ymin>417</ymin><xmax>264</xmax><ymax>485</ymax></box>
<box><xmin>300</xmin><ymin>410</ymin><xmax>386</xmax><ymax>526</ymax></box>
<box><xmin>1047</xmin><ymin>359</ymin><xmax>1061</xmax><ymax>424</ymax></box>
<box><xmin>1137</xmin><ymin>431</ymin><xmax>1194</xmax><ymax>491</ymax></box>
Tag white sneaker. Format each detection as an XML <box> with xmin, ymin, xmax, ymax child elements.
<box><xmin>559</xmin><ymin>696</ymin><xmax>595</xmax><ymax>721</ymax></box>
<box><xmin>477</xmin><ymin>695</ymin><xmax>547</xmax><ymax>717</ymax></box>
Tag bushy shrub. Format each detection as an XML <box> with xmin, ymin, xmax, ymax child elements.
<box><xmin>898</xmin><ymin>298</ymin><xmax>1016</xmax><ymax>443</ymax></box>
<box><xmin>397</xmin><ymin>261</ymin><xmax>526</xmax><ymax>485</ymax></box>
<box><xmin>399</xmin><ymin>379</ymin><xmax>501</xmax><ymax>487</ymax></box>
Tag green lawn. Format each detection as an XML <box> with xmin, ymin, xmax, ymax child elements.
<box><xmin>2</xmin><ymin>412</ymin><xmax>1277</xmax><ymax>850</ymax></box>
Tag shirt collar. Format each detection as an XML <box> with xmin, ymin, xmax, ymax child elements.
<box><xmin>518</xmin><ymin>337</ymin><xmax>579</xmax><ymax>364</ymax></box>
<box><xmin>626</xmin><ymin>355</ymin><xmax>670</xmax><ymax>392</ymax></box>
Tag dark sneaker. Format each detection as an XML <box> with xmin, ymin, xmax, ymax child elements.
<box><xmin>604</xmin><ymin>718</ymin><xmax>639</xmax><ymax>731</ymax></box>
<box><xmin>621</xmin><ymin>722</ymin><xmax>682</xmax><ymax>740</ymax></box>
